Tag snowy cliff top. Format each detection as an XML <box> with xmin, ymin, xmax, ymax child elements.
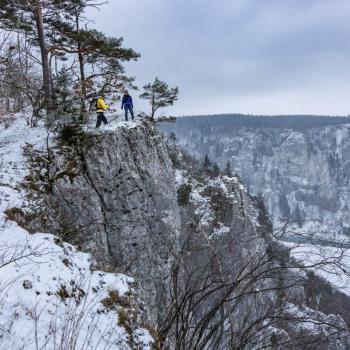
<box><xmin>83</xmin><ymin>113</ymin><xmax>148</xmax><ymax>134</ymax></box>
<box><xmin>0</xmin><ymin>114</ymin><xmax>152</xmax><ymax>349</ymax></box>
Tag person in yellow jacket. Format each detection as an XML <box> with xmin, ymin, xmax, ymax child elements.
<box><xmin>96</xmin><ymin>95</ymin><xmax>109</xmax><ymax>128</ymax></box>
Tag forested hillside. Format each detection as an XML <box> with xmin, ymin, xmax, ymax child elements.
<box><xmin>1</xmin><ymin>2</ymin><xmax>350</xmax><ymax>349</ymax></box>
<box><xmin>159</xmin><ymin>114</ymin><xmax>350</xmax><ymax>244</ymax></box>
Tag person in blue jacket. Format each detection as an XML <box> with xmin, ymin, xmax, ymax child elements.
<box><xmin>121</xmin><ymin>91</ymin><xmax>134</xmax><ymax>121</ymax></box>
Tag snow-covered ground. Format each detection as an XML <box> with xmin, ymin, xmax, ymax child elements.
<box><xmin>276</xmin><ymin>220</ymin><xmax>350</xmax><ymax>247</ymax></box>
<box><xmin>0</xmin><ymin>114</ymin><xmax>152</xmax><ymax>349</ymax></box>
<box><xmin>83</xmin><ymin>113</ymin><xmax>145</xmax><ymax>133</ymax></box>
<box><xmin>284</xmin><ymin>241</ymin><xmax>350</xmax><ymax>295</ymax></box>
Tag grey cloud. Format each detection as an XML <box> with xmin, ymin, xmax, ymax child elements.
<box><xmin>87</xmin><ymin>0</ymin><xmax>350</xmax><ymax>115</ymax></box>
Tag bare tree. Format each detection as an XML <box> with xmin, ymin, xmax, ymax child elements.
<box><xmin>0</xmin><ymin>32</ymin><xmax>45</xmax><ymax>125</ymax></box>
<box><xmin>157</xmin><ymin>220</ymin><xmax>350</xmax><ymax>349</ymax></box>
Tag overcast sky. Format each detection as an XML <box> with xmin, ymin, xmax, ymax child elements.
<box><xmin>87</xmin><ymin>0</ymin><xmax>350</xmax><ymax>116</ymax></box>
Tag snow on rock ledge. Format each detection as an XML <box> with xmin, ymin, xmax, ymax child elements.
<box><xmin>0</xmin><ymin>219</ymin><xmax>152</xmax><ymax>349</ymax></box>
<box><xmin>0</xmin><ymin>115</ymin><xmax>153</xmax><ymax>349</ymax></box>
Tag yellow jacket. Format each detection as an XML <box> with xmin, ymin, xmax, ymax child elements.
<box><xmin>96</xmin><ymin>97</ymin><xmax>109</xmax><ymax>113</ymax></box>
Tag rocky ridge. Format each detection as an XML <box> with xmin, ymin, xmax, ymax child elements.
<box><xmin>32</xmin><ymin>118</ymin><xmax>350</xmax><ymax>349</ymax></box>
<box><xmin>0</xmin><ymin>116</ymin><xmax>153</xmax><ymax>350</ymax></box>
<box><xmin>158</xmin><ymin>115</ymin><xmax>350</xmax><ymax>244</ymax></box>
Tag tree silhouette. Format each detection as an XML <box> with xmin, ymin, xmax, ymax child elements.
<box><xmin>225</xmin><ymin>161</ymin><xmax>232</xmax><ymax>177</ymax></box>
<box><xmin>140</xmin><ymin>77</ymin><xmax>178</xmax><ymax>121</ymax></box>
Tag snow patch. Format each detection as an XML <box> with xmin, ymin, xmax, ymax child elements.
<box><xmin>0</xmin><ymin>114</ymin><xmax>153</xmax><ymax>349</ymax></box>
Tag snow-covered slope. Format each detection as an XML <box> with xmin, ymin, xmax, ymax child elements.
<box><xmin>3</xmin><ymin>114</ymin><xmax>350</xmax><ymax>349</ymax></box>
<box><xmin>0</xmin><ymin>115</ymin><xmax>152</xmax><ymax>349</ymax></box>
<box><xmin>287</xmin><ymin>241</ymin><xmax>350</xmax><ymax>295</ymax></box>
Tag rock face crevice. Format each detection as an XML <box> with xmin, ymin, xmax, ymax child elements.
<box><xmin>47</xmin><ymin>122</ymin><xmax>181</xmax><ymax>323</ymax></box>
<box><xmin>42</xmin><ymin>121</ymin><xmax>350</xmax><ymax>349</ymax></box>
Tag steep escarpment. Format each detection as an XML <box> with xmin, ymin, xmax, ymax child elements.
<box><xmin>167</xmin><ymin>144</ymin><xmax>350</xmax><ymax>349</ymax></box>
<box><xmin>46</xmin><ymin>121</ymin><xmax>181</xmax><ymax>324</ymax></box>
<box><xmin>159</xmin><ymin>115</ymin><xmax>350</xmax><ymax>243</ymax></box>
<box><xmin>0</xmin><ymin>117</ymin><xmax>153</xmax><ymax>350</ymax></box>
<box><xmin>37</xmin><ymin>120</ymin><xmax>350</xmax><ymax>349</ymax></box>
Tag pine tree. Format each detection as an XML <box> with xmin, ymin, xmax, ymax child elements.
<box><xmin>140</xmin><ymin>77</ymin><xmax>178</xmax><ymax>121</ymax></box>
<box><xmin>42</xmin><ymin>1</ymin><xmax>140</xmax><ymax>119</ymax></box>
<box><xmin>203</xmin><ymin>154</ymin><xmax>210</xmax><ymax>168</ymax></box>
<box><xmin>202</xmin><ymin>154</ymin><xmax>211</xmax><ymax>175</ymax></box>
<box><xmin>225</xmin><ymin>161</ymin><xmax>232</xmax><ymax>177</ymax></box>
<box><xmin>169</xmin><ymin>132</ymin><xmax>177</xmax><ymax>142</ymax></box>
<box><xmin>0</xmin><ymin>0</ymin><xmax>141</xmax><ymax>124</ymax></box>
<box><xmin>212</xmin><ymin>163</ymin><xmax>221</xmax><ymax>177</ymax></box>
<box><xmin>53</xmin><ymin>66</ymin><xmax>75</xmax><ymax>114</ymax></box>
<box><xmin>51</xmin><ymin>18</ymin><xmax>140</xmax><ymax>120</ymax></box>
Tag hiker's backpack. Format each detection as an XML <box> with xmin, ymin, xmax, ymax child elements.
<box><xmin>89</xmin><ymin>99</ymin><xmax>98</xmax><ymax>112</ymax></box>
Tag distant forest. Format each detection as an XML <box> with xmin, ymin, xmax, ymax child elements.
<box><xmin>163</xmin><ymin>114</ymin><xmax>350</xmax><ymax>130</ymax></box>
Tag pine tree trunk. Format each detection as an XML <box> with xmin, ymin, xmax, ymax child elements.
<box><xmin>49</xmin><ymin>53</ymin><xmax>55</xmax><ymax>102</ymax></box>
<box><xmin>32</xmin><ymin>0</ymin><xmax>52</xmax><ymax>121</ymax></box>
<box><xmin>151</xmin><ymin>92</ymin><xmax>155</xmax><ymax>121</ymax></box>
<box><xmin>76</xmin><ymin>12</ymin><xmax>87</xmax><ymax>120</ymax></box>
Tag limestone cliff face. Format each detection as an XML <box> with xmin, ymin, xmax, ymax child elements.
<box><xmin>169</xmin><ymin>144</ymin><xmax>349</xmax><ymax>349</ymax></box>
<box><xmin>47</xmin><ymin>121</ymin><xmax>181</xmax><ymax>322</ymax></box>
<box><xmin>42</xmin><ymin>120</ymin><xmax>350</xmax><ymax>349</ymax></box>
<box><xmin>159</xmin><ymin>115</ymin><xmax>350</xmax><ymax>243</ymax></box>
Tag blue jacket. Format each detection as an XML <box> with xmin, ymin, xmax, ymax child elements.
<box><xmin>122</xmin><ymin>95</ymin><xmax>133</xmax><ymax>108</ymax></box>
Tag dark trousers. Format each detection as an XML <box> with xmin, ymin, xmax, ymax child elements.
<box><xmin>124</xmin><ymin>105</ymin><xmax>134</xmax><ymax>121</ymax></box>
<box><xmin>96</xmin><ymin>113</ymin><xmax>108</xmax><ymax>128</ymax></box>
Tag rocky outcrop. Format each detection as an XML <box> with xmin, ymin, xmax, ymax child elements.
<box><xmin>47</xmin><ymin>121</ymin><xmax>181</xmax><ymax>323</ymax></box>
<box><xmin>0</xmin><ymin>117</ymin><xmax>153</xmax><ymax>350</ymax></box>
<box><xmin>159</xmin><ymin>115</ymin><xmax>350</xmax><ymax>243</ymax></box>
<box><xmin>167</xmin><ymin>144</ymin><xmax>350</xmax><ymax>349</ymax></box>
<box><xmin>39</xmin><ymin>120</ymin><xmax>350</xmax><ymax>349</ymax></box>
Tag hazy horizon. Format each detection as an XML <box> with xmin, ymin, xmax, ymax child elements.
<box><xmin>175</xmin><ymin>113</ymin><xmax>350</xmax><ymax>118</ymax></box>
<box><xmin>87</xmin><ymin>0</ymin><xmax>350</xmax><ymax>117</ymax></box>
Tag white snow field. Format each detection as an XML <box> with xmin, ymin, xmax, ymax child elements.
<box><xmin>0</xmin><ymin>114</ymin><xmax>152</xmax><ymax>349</ymax></box>
<box><xmin>285</xmin><ymin>241</ymin><xmax>350</xmax><ymax>296</ymax></box>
